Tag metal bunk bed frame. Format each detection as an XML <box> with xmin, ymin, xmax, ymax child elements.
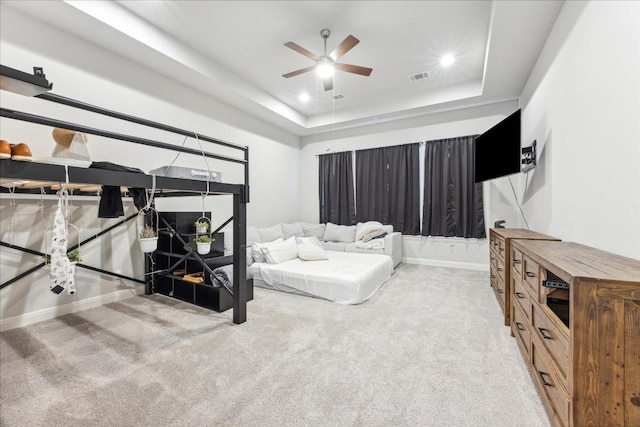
<box><xmin>0</xmin><ymin>65</ymin><xmax>249</xmax><ymax>324</ymax></box>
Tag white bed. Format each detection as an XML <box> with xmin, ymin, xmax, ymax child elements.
<box><xmin>248</xmin><ymin>250</ymin><xmax>394</xmax><ymax>304</ymax></box>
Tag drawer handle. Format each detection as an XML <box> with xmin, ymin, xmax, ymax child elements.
<box><xmin>497</xmin><ymin>267</ymin><xmax>503</xmax><ymax>272</ymax></box>
<box><xmin>515</xmin><ymin>322</ymin><xmax>525</xmax><ymax>331</ymax></box>
<box><xmin>538</xmin><ymin>371</ymin><xmax>554</xmax><ymax>387</ymax></box>
<box><xmin>498</xmin><ymin>289</ymin><xmax>504</xmax><ymax>294</ymax></box>
<box><xmin>631</xmin><ymin>396</ymin><xmax>640</xmax><ymax>407</ymax></box>
<box><xmin>525</xmin><ymin>271</ymin><xmax>535</xmax><ymax>278</ymax></box>
<box><xmin>538</xmin><ymin>327</ymin><xmax>553</xmax><ymax>340</ymax></box>
<box><xmin>491</xmin><ymin>275</ymin><xmax>496</xmax><ymax>279</ymax></box>
<box><xmin>515</xmin><ymin>292</ymin><xmax>525</xmax><ymax>299</ymax></box>
<box><xmin>513</xmin><ymin>259</ymin><xmax>521</xmax><ymax>264</ymax></box>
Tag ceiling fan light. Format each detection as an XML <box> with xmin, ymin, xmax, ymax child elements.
<box><xmin>441</xmin><ymin>54</ymin><xmax>455</xmax><ymax>67</ymax></box>
<box><xmin>316</xmin><ymin>58</ymin><xmax>335</xmax><ymax>78</ymax></box>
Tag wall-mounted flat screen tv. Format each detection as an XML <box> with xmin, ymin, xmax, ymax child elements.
<box><xmin>474</xmin><ymin>109</ymin><xmax>521</xmax><ymax>183</ymax></box>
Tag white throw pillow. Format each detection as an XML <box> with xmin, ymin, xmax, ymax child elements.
<box><xmin>246</xmin><ymin>226</ymin><xmax>261</xmax><ymax>246</ymax></box>
<box><xmin>282</xmin><ymin>222</ymin><xmax>304</xmax><ymax>239</ymax></box>
<box><xmin>251</xmin><ymin>238</ymin><xmax>283</xmax><ymax>263</ymax></box>
<box><xmin>246</xmin><ymin>247</ymin><xmax>254</xmax><ymax>266</ymax></box>
<box><xmin>355</xmin><ymin>221</ymin><xmax>384</xmax><ymax>241</ymax></box>
<box><xmin>301</xmin><ymin>223</ymin><xmax>326</xmax><ymax>240</ymax></box>
<box><xmin>297</xmin><ymin>241</ymin><xmax>329</xmax><ymax>261</ymax></box>
<box><xmin>257</xmin><ymin>224</ymin><xmax>284</xmax><ymax>243</ymax></box>
<box><xmin>262</xmin><ymin>237</ymin><xmax>298</xmax><ymax>264</ymax></box>
<box><xmin>323</xmin><ymin>222</ymin><xmax>357</xmax><ymax>243</ymax></box>
<box><xmin>296</xmin><ymin>235</ymin><xmax>324</xmax><ymax>249</ymax></box>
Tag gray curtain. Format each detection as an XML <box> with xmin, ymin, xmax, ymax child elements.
<box><xmin>422</xmin><ymin>136</ymin><xmax>486</xmax><ymax>238</ymax></box>
<box><xmin>355</xmin><ymin>143</ymin><xmax>420</xmax><ymax>234</ymax></box>
<box><xmin>318</xmin><ymin>151</ymin><xmax>356</xmax><ymax>225</ymax></box>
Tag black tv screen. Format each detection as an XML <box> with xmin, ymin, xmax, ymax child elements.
<box><xmin>474</xmin><ymin>109</ymin><xmax>521</xmax><ymax>183</ymax></box>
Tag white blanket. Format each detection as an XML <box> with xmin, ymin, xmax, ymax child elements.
<box><xmin>250</xmin><ymin>250</ymin><xmax>393</xmax><ymax>304</ymax></box>
<box><xmin>354</xmin><ymin>238</ymin><xmax>385</xmax><ymax>250</ymax></box>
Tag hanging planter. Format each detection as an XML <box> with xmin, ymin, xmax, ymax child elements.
<box><xmin>137</xmin><ymin>207</ymin><xmax>159</xmax><ymax>253</ymax></box>
<box><xmin>194</xmin><ymin>217</ymin><xmax>210</xmax><ymax>235</ymax></box>
<box><xmin>44</xmin><ymin>225</ymin><xmax>82</xmax><ymax>267</ymax></box>
<box><xmin>195</xmin><ymin>234</ymin><xmax>213</xmax><ymax>255</ymax></box>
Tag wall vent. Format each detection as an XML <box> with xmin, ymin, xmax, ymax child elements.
<box><xmin>329</xmin><ymin>94</ymin><xmax>344</xmax><ymax>101</ymax></box>
<box><xmin>408</xmin><ymin>71</ymin><xmax>430</xmax><ymax>82</ymax></box>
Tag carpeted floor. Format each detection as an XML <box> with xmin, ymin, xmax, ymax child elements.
<box><xmin>0</xmin><ymin>264</ymin><xmax>550</xmax><ymax>427</ymax></box>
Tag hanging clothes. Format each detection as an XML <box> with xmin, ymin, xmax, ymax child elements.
<box><xmin>89</xmin><ymin>162</ymin><xmax>147</xmax><ymax>218</ymax></box>
<box><xmin>49</xmin><ymin>192</ymin><xmax>76</xmax><ymax>295</ymax></box>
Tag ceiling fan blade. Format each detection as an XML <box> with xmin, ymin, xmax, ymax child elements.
<box><xmin>323</xmin><ymin>78</ymin><xmax>333</xmax><ymax>92</ymax></box>
<box><xmin>282</xmin><ymin>66</ymin><xmax>316</xmax><ymax>78</ymax></box>
<box><xmin>284</xmin><ymin>42</ymin><xmax>319</xmax><ymax>61</ymax></box>
<box><xmin>336</xmin><ymin>63</ymin><xmax>373</xmax><ymax>76</ymax></box>
<box><xmin>329</xmin><ymin>35</ymin><xmax>359</xmax><ymax>60</ymax></box>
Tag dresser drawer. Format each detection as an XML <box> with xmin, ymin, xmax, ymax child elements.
<box><xmin>511</xmin><ymin>247</ymin><xmax>523</xmax><ymax>275</ymax></box>
<box><xmin>490</xmin><ymin>251</ymin><xmax>498</xmax><ymax>269</ymax></box>
<box><xmin>532</xmin><ymin>303</ymin><xmax>569</xmax><ymax>384</ymax></box>
<box><xmin>511</xmin><ymin>300</ymin><xmax>530</xmax><ymax>358</ymax></box>
<box><xmin>532</xmin><ymin>341</ymin><xmax>570</xmax><ymax>427</ymax></box>
<box><xmin>495</xmin><ymin>275</ymin><xmax>506</xmax><ymax>309</ymax></box>
<box><xmin>496</xmin><ymin>258</ymin><xmax>505</xmax><ymax>279</ymax></box>
<box><xmin>512</xmin><ymin>278</ymin><xmax>532</xmax><ymax>321</ymax></box>
<box><xmin>496</xmin><ymin>236</ymin><xmax>506</xmax><ymax>261</ymax></box>
<box><xmin>523</xmin><ymin>255</ymin><xmax>539</xmax><ymax>300</ymax></box>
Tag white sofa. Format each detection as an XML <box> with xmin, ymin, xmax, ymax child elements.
<box><xmin>246</xmin><ymin>221</ymin><xmax>402</xmax><ymax>268</ymax></box>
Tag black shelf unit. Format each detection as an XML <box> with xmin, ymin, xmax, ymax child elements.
<box><xmin>0</xmin><ymin>64</ymin><xmax>250</xmax><ymax>324</ymax></box>
<box><xmin>152</xmin><ymin>211</ymin><xmax>253</xmax><ymax>313</ymax></box>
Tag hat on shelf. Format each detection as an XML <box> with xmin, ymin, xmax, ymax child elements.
<box><xmin>51</xmin><ymin>128</ymin><xmax>91</xmax><ymax>162</ymax></box>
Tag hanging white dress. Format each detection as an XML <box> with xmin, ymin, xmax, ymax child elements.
<box><xmin>50</xmin><ymin>194</ymin><xmax>76</xmax><ymax>295</ymax></box>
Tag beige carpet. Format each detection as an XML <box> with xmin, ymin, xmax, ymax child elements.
<box><xmin>0</xmin><ymin>264</ymin><xmax>549</xmax><ymax>427</ymax></box>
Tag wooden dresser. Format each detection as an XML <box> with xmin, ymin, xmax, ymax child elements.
<box><xmin>510</xmin><ymin>239</ymin><xmax>640</xmax><ymax>427</ymax></box>
<box><xmin>489</xmin><ymin>228</ymin><xmax>558</xmax><ymax>326</ymax></box>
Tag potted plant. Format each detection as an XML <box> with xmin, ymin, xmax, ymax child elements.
<box><xmin>139</xmin><ymin>224</ymin><xmax>158</xmax><ymax>253</ymax></box>
<box><xmin>194</xmin><ymin>220</ymin><xmax>209</xmax><ymax>235</ymax></box>
<box><xmin>195</xmin><ymin>234</ymin><xmax>214</xmax><ymax>255</ymax></box>
<box><xmin>66</xmin><ymin>249</ymin><xmax>82</xmax><ymax>264</ymax></box>
<box><xmin>43</xmin><ymin>250</ymin><xmax>82</xmax><ymax>265</ymax></box>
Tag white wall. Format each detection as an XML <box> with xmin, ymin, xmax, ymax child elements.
<box><xmin>517</xmin><ymin>0</ymin><xmax>640</xmax><ymax>259</ymax></box>
<box><xmin>0</xmin><ymin>6</ymin><xmax>301</xmax><ymax>329</ymax></box>
<box><xmin>299</xmin><ymin>100</ymin><xmax>520</xmax><ymax>269</ymax></box>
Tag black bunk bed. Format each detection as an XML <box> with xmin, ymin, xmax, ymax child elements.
<box><xmin>0</xmin><ymin>65</ymin><xmax>250</xmax><ymax>324</ymax></box>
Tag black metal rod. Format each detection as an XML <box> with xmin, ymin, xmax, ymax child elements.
<box><xmin>232</xmin><ymin>192</ymin><xmax>247</xmax><ymax>324</ymax></box>
<box><xmin>76</xmin><ymin>263</ymin><xmax>145</xmax><ymax>284</ymax></box>
<box><xmin>36</xmin><ymin>92</ymin><xmax>248</xmax><ymax>153</ymax></box>
<box><xmin>0</xmin><ymin>108</ymin><xmax>246</xmax><ymax>165</ymax></box>
<box><xmin>244</xmin><ymin>149</ymin><xmax>250</xmax><ymax>203</ymax></box>
<box><xmin>211</xmin><ymin>216</ymin><xmax>233</xmax><ymax>237</ymax></box>
<box><xmin>0</xmin><ymin>241</ymin><xmax>45</xmax><ymax>257</ymax></box>
<box><xmin>0</xmin><ymin>263</ymin><xmax>46</xmax><ymax>290</ymax></box>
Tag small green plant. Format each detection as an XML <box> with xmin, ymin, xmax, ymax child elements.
<box><xmin>139</xmin><ymin>224</ymin><xmax>157</xmax><ymax>239</ymax></box>
<box><xmin>195</xmin><ymin>234</ymin><xmax>213</xmax><ymax>244</ymax></box>
<box><xmin>194</xmin><ymin>220</ymin><xmax>209</xmax><ymax>228</ymax></box>
<box><xmin>43</xmin><ymin>249</ymin><xmax>82</xmax><ymax>264</ymax></box>
<box><xmin>67</xmin><ymin>249</ymin><xmax>82</xmax><ymax>263</ymax></box>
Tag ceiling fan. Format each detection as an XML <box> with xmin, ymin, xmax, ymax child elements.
<box><xmin>282</xmin><ymin>29</ymin><xmax>373</xmax><ymax>91</ymax></box>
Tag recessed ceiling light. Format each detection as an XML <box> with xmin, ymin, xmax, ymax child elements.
<box><xmin>299</xmin><ymin>92</ymin><xmax>310</xmax><ymax>102</ymax></box>
<box><xmin>441</xmin><ymin>54</ymin><xmax>455</xmax><ymax>67</ymax></box>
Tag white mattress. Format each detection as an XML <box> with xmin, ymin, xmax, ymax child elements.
<box><xmin>249</xmin><ymin>250</ymin><xmax>393</xmax><ymax>304</ymax></box>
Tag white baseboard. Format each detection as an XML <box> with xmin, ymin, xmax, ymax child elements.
<box><xmin>0</xmin><ymin>286</ymin><xmax>145</xmax><ymax>332</ymax></box>
<box><xmin>402</xmin><ymin>257</ymin><xmax>490</xmax><ymax>271</ymax></box>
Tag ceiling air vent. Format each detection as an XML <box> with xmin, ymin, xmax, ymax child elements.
<box><xmin>408</xmin><ymin>71</ymin><xmax>430</xmax><ymax>83</ymax></box>
<box><xmin>329</xmin><ymin>94</ymin><xmax>345</xmax><ymax>101</ymax></box>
